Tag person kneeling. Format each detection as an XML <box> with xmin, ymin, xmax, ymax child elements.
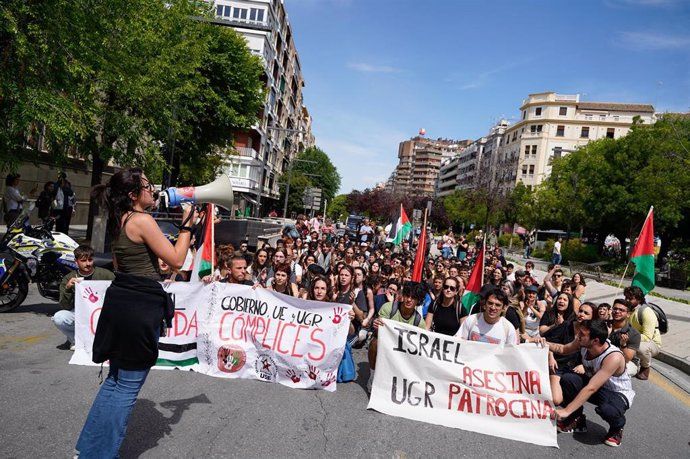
<box><xmin>548</xmin><ymin>319</ymin><xmax>634</xmax><ymax>448</ymax></box>
<box><xmin>54</xmin><ymin>245</ymin><xmax>115</xmax><ymax>350</ymax></box>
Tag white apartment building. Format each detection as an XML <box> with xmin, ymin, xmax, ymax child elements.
<box><xmin>212</xmin><ymin>0</ymin><xmax>314</xmax><ymax>216</ymax></box>
<box><xmin>497</xmin><ymin>92</ymin><xmax>655</xmax><ymax>190</ymax></box>
<box><xmin>435</xmin><ymin>120</ymin><xmax>507</xmax><ymax>197</ymax></box>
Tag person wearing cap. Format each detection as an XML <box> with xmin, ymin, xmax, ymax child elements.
<box><xmin>520</xmin><ymin>284</ymin><xmax>546</xmax><ymax>340</ymax></box>
<box><xmin>368</xmin><ymin>281</ymin><xmax>427</xmax><ymax>392</ymax></box>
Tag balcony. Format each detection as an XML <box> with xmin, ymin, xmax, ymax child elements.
<box><xmin>235</xmin><ymin>147</ymin><xmax>260</xmax><ymax>159</ymax></box>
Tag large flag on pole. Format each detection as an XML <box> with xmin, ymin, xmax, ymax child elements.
<box><xmin>630</xmin><ymin>206</ymin><xmax>655</xmax><ymax>294</ymax></box>
<box><xmin>461</xmin><ymin>239</ymin><xmax>485</xmax><ymax>314</ymax></box>
<box><xmin>387</xmin><ymin>204</ymin><xmax>412</xmax><ymax>246</ymax></box>
<box><xmin>411</xmin><ymin>209</ymin><xmax>428</xmax><ymax>282</ymax></box>
<box><xmin>190</xmin><ymin>204</ymin><xmax>215</xmax><ymax>282</ymax></box>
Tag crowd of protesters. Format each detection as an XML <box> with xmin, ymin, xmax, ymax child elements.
<box><xmin>50</xmin><ymin>175</ymin><xmax>662</xmax><ymax>454</ymax></box>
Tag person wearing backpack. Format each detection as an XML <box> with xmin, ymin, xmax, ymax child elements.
<box><xmin>623</xmin><ymin>286</ymin><xmax>661</xmax><ymax>381</ymax></box>
<box><xmin>456</xmin><ymin>286</ymin><xmax>519</xmax><ymax>345</ymax></box>
<box><xmin>367</xmin><ymin>281</ymin><xmax>427</xmax><ymax>392</ymax></box>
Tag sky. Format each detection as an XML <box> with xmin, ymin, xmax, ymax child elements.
<box><xmin>285</xmin><ymin>0</ymin><xmax>690</xmax><ymax>194</ymax></box>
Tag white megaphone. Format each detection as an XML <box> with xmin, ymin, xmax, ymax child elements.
<box><xmin>162</xmin><ymin>175</ymin><xmax>234</xmax><ymax>210</ymax></box>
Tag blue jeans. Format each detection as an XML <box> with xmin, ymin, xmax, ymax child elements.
<box><xmin>441</xmin><ymin>247</ymin><xmax>452</xmax><ymax>259</ymax></box>
<box><xmin>552</xmin><ymin>253</ymin><xmax>562</xmax><ymax>265</ymax></box>
<box><xmin>52</xmin><ymin>309</ymin><xmax>75</xmax><ymax>343</ymax></box>
<box><xmin>76</xmin><ymin>365</ymin><xmax>151</xmax><ymax>458</ymax></box>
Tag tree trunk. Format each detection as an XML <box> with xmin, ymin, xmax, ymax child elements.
<box><xmin>85</xmin><ymin>153</ymin><xmax>105</xmax><ymax>241</ymax></box>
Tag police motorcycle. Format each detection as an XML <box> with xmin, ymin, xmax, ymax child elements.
<box><xmin>0</xmin><ymin>203</ymin><xmax>79</xmax><ymax>312</ymax></box>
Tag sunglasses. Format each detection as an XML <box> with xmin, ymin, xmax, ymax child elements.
<box><xmin>554</xmin><ymin>274</ymin><xmax>563</xmax><ymax>278</ymax></box>
<box><xmin>443</xmin><ymin>285</ymin><xmax>457</xmax><ymax>291</ymax></box>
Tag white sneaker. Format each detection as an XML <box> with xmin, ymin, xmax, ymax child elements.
<box><xmin>69</xmin><ymin>343</ymin><xmax>76</xmax><ymax>351</ymax></box>
<box><xmin>358</xmin><ymin>329</ymin><xmax>368</xmax><ymax>343</ymax></box>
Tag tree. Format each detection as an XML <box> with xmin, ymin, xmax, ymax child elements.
<box><xmin>292</xmin><ymin>147</ymin><xmax>341</xmax><ymax>204</ymax></box>
<box><xmin>326</xmin><ymin>194</ymin><xmax>348</xmax><ymax>221</ymax></box>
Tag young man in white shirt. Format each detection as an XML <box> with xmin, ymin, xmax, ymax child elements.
<box><xmin>456</xmin><ymin>286</ymin><xmax>518</xmax><ymax>345</ymax></box>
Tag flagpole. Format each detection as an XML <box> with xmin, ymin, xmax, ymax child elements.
<box><xmin>610</xmin><ymin>205</ymin><xmax>653</xmax><ymax>301</ymax></box>
<box><xmin>210</xmin><ymin>204</ymin><xmax>215</xmax><ymax>270</ymax></box>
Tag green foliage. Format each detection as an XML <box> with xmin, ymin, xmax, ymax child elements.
<box><xmin>0</xmin><ymin>0</ymin><xmax>263</xmax><ymax>184</ymax></box>
<box><xmin>292</xmin><ymin>147</ymin><xmax>341</xmax><ymax>204</ymax></box>
<box><xmin>562</xmin><ymin>239</ymin><xmax>599</xmax><ymax>264</ymax></box>
<box><xmin>327</xmin><ymin>194</ymin><xmax>348</xmax><ymax>221</ymax></box>
<box><xmin>498</xmin><ymin>234</ymin><xmax>521</xmax><ymax>248</ymax></box>
<box><xmin>533</xmin><ymin>115</ymin><xmax>690</xmax><ymax>246</ymax></box>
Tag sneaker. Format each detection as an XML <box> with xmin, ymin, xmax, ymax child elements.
<box><xmin>604</xmin><ymin>429</ymin><xmax>623</xmax><ymax>447</ymax></box>
<box><xmin>557</xmin><ymin>414</ymin><xmax>587</xmax><ymax>433</ymax></box>
<box><xmin>56</xmin><ymin>340</ymin><xmax>71</xmax><ymax>351</ymax></box>
<box><xmin>69</xmin><ymin>343</ymin><xmax>76</xmax><ymax>351</ymax></box>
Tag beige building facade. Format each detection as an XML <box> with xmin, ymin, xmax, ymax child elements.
<box><xmin>497</xmin><ymin>92</ymin><xmax>655</xmax><ymax>190</ymax></box>
<box><xmin>212</xmin><ymin>0</ymin><xmax>314</xmax><ymax>215</ymax></box>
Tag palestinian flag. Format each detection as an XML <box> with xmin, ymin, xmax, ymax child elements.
<box><xmin>411</xmin><ymin>210</ymin><xmax>428</xmax><ymax>282</ymax></box>
<box><xmin>461</xmin><ymin>240</ymin><xmax>485</xmax><ymax>314</ymax></box>
<box><xmin>190</xmin><ymin>204</ymin><xmax>215</xmax><ymax>282</ymax></box>
<box><xmin>630</xmin><ymin>206</ymin><xmax>655</xmax><ymax>295</ymax></box>
<box><xmin>387</xmin><ymin>204</ymin><xmax>412</xmax><ymax>245</ymax></box>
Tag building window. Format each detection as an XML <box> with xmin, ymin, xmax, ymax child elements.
<box><xmin>581</xmin><ymin>126</ymin><xmax>589</xmax><ymax>138</ymax></box>
<box><xmin>553</xmin><ymin>147</ymin><xmax>563</xmax><ymax>158</ymax></box>
<box><xmin>585</xmin><ymin>114</ymin><xmax>593</xmax><ymax>121</ymax></box>
<box><xmin>522</xmin><ymin>111</ymin><xmax>526</xmax><ymax>120</ymax></box>
<box><xmin>512</xmin><ymin>132</ymin><xmax>517</xmax><ymax>141</ymax></box>
<box><xmin>233</xmin><ymin>7</ymin><xmax>248</xmax><ymax>19</ymax></box>
<box><xmin>524</xmin><ymin>145</ymin><xmax>530</xmax><ymax>157</ymax></box>
<box><xmin>531</xmin><ymin>145</ymin><xmax>537</xmax><ymax>155</ymax></box>
<box><xmin>606</xmin><ymin>128</ymin><xmax>615</xmax><ymax>139</ymax></box>
<box><xmin>559</xmin><ymin>107</ymin><xmax>567</xmax><ymax>116</ymax></box>
<box><xmin>613</xmin><ymin>115</ymin><xmax>620</xmax><ymax>121</ymax></box>
<box><xmin>250</xmin><ymin>8</ymin><xmax>265</xmax><ymax>22</ymax></box>
<box><xmin>599</xmin><ymin>114</ymin><xmax>606</xmax><ymax>120</ymax></box>
<box><xmin>530</xmin><ymin>124</ymin><xmax>543</xmax><ymax>133</ymax></box>
<box><xmin>522</xmin><ymin>165</ymin><xmax>528</xmax><ymax>175</ymax></box>
<box><xmin>217</xmin><ymin>5</ymin><xmax>231</xmax><ymax>17</ymax></box>
<box><xmin>556</xmin><ymin>125</ymin><xmax>565</xmax><ymax>137</ymax></box>
<box><xmin>528</xmin><ymin>165</ymin><xmax>535</xmax><ymax>175</ymax></box>
<box><xmin>535</xmin><ymin>107</ymin><xmax>542</xmax><ymax>116</ymax></box>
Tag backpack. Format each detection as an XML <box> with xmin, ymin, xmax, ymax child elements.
<box><xmin>337</xmin><ymin>341</ymin><xmax>356</xmax><ymax>382</ymax></box>
<box><xmin>637</xmin><ymin>303</ymin><xmax>668</xmax><ymax>335</ymax></box>
<box><xmin>390</xmin><ymin>301</ymin><xmax>422</xmax><ymax>327</ymax></box>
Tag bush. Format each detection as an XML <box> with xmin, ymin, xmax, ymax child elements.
<box><xmin>562</xmin><ymin>238</ymin><xmax>599</xmax><ymax>263</ymax></box>
<box><xmin>498</xmin><ymin>234</ymin><xmax>521</xmax><ymax>248</ymax></box>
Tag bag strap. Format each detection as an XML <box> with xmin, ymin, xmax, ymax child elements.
<box><xmin>389</xmin><ymin>301</ymin><xmax>399</xmax><ymax>319</ymax></box>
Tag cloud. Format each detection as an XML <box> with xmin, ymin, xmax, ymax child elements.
<box><xmin>446</xmin><ymin>57</ymin><xmax>536</xmax><ymax>91</ymax></box>
<box><xmin>347</xmin><ymin>62</ymin><xmax>401</xmax><ymax>73</ymax></box>
<box><xmin>615</xmin><ymin>31</ymin><xmax>690</xmax><ymax>50</ymax></box>
<box><xmin>312</xmin><ymin>111</ymin><xmax>408</xmax><ymax>192</ymax></box>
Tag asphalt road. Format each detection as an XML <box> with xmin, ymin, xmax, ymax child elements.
<box><xmin>1</xmin><ymin>285</ymin><xmax>689</xmax><ymax>458</ymax></box>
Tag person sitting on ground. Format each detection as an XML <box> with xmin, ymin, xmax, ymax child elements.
<box><xmin>624</xmin><ymin>286</ymin><xmax>661</xmax><ymax>381</ymax></box>
<box><xmin>54</xmin><ymin>245</ymin><xmax>115</xmax><ymax>350</ymax></box>
<box><xmin>368</xmin><ymin>281</ymin><xmax>427</xmax><ymax>391</ymax></box>
<box><xmin>425</xmin><ymin>276</ymin><xmax>467</xmax><ymax>335</ymax></box>
<box><xmin>546</xmin><ymin>319</ymin><xmax>635</xmax><ymax>448</ymax></box>
<box><xmin>267</xmin><ymin>262</ymin><xmax>298</xmax><ymax>295</ymax></box>
<box><xmin>608</xmin><ymin>298</ymin><xmax>642</xmax><ymax>377</ymax></box>
<box><xmin>456</xmin><ymin>286</ymin><xmax>518</xmax><ymax>345</ymax></box>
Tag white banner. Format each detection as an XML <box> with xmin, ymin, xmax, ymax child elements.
<box><xmin>71</xmin><ymin>281</ymin><xmax>351</xmax><ymax>391</ymax></box>
<box><xmin>367</xmin><ymin>320</ymin><xmax>558</xmax><ymax>447</ymax></box>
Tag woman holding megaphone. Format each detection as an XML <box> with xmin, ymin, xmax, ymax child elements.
<box><xmin>75</xmin><ymin>168</ymin><xmax>197</xmax><ymax>458</ymax></box>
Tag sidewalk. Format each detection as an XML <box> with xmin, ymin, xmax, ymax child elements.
<box><xmin>507</xmin><ymin>253</ymin><xmax>690</xmax><ymax>377</ymax></box>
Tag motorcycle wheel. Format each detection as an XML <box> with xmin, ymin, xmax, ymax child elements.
<box><xmin>0</xmin><ymin>276</ymin><xmax>29</xmax><ymax>313</ymax></box>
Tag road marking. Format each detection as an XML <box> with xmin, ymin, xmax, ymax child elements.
<box><xmin>650</xmin><ymin>371</ymin><xmax>690</xmax><ymax>408</ymax></box>
<box><xmin>0</xmin><ymin>334</ymin><xmax>50</xmax><ymax>346</ymax></box>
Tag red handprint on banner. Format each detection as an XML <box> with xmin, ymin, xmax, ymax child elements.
<box><xmin>286</xmin><ymin>369</ymin><xmax>301</xmax><ymax>383</ymax></box>
<box><xmin>83</xmin><ymin>287</ymin><xmax>99</xmax><ymax>303</ymax></box>
<box><xmin>321</xmin><ymin>372</ymin><xmax>336</xmax><ymax>387</ymax></box>
<box><xmin>307</xmin><ymin>365</ymin><xmax>320</xmax><ymax>380</ymax></box>
<box><xmin>330</xmin><ymin>307</ymin><xmax>347</xmax><ymax>325</ymax></box>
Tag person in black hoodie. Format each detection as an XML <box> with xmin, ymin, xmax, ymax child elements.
<box><xmin>75</xmin><ymin>168</ymin><xmax>196</xmax><ymax>459</ymax></box>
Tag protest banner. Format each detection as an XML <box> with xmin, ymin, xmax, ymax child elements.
<box><xmin>71</xmin><ymin>282</ymin><xmax>351</xmax><ymax>392</ymax></box>
<box><xmin>367</xmin><ymin>320</ymin><xmax>558</xmax><ymax>447</ymax></box>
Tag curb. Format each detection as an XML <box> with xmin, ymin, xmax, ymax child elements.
<box><xmin>657</xmin><ymin>351</ymin><xmax>690</xmax><ymax>377</ymax></box>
